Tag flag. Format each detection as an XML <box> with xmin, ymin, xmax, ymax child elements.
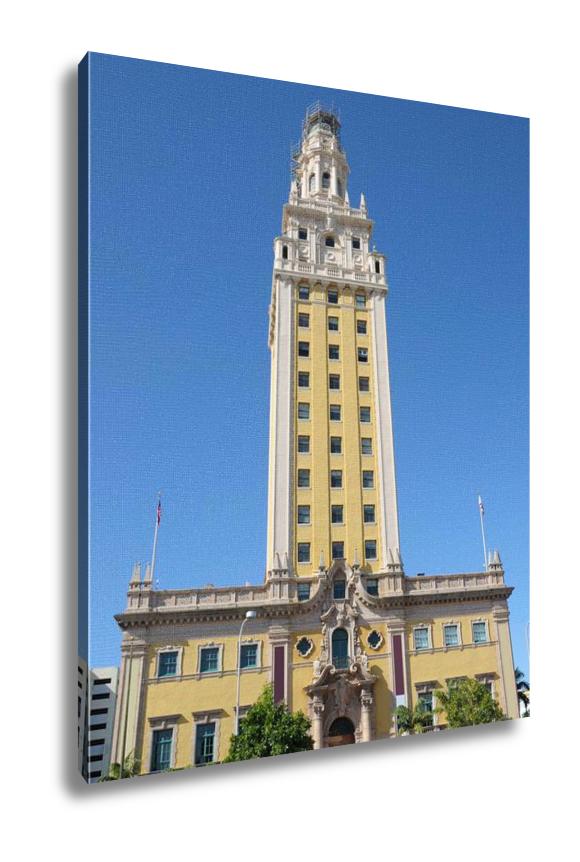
<box><xmin>478</xmin><ymin>495</ymin><xmax>484</xmax><ymax>516</ymax></box>
<box><xmin>156</xmin><ymin>498</ymin><xmax>161</xmax><ymax>525</ymax></box>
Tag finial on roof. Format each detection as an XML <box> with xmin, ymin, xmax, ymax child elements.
<box><xmin>129</xmin><ymin>562</ymin><xmax>141</xmax><ymax>586</ymax></box>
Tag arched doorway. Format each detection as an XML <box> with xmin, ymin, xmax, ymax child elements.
<box><xmin>326</xmin><ymin>716</ymin><xmax>355</xmax><ymax>747</ymax></box>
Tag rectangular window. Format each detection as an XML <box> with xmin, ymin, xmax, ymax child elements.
<box><xmin>297</xmin><ymin>504</ymin><xmax>310</xmax><ymax>524</ymax></box>
<box><xmin>361</xmin><ymin>438</ymin><xmax>373</xmax><ymax>455</ymax></box>
<box><xmin>472</xmin><ymin>621</ymin><xmax>488</xmax><ymax>644</ymax></box>
<box><xmin>359</xmin><ymin>376</ymin><xmax>370</xmax><ymax>392</ymax></box>
<box><xmin>332</xmin><ymin>541</ymin><xmax>344</xmax><ymax>560</ymax></box>
<box><xmin>364</xmin><ymin>539</ymin><xmax>377</xmax><ymax>560</ymax></box>
<box><xmin>333</xmin><ymin>579</ymin><xmax>346</xmax><ymax>601</ymax></box>
<box><xmin>329</xmin><ymin>404</ymin><xmax>341</xmax><ymax>421</ymax></box>
<box><xmin>297</xmin><ymin>435</ymin><xmax>310</xmax><ymax>453</ymax></box>
<box><xmin>298</xmin><ymin>312</ymin><xmax>309</xmax><ymax>328</ymax></box>
<box><xmin>91</xmin><ymin>692</ymin><xmax>110</xmax><ymax>701</ymax></box>
<box><xmin>328</xmin><ymin>344</ymin><xmax>340</xmax><ymax>360</ymax></box>
<box><xmin>297</xmin><ymin>582</ymin><xmax>311</xmax><ymax>602</ymax></box>
<box><xmin>330</xmin><ymin>470</ymin><xmax>343</xmax><ymax>488</ymax></box>
<box><xmin>298</xmin><ymin>341</ymin><xmax>309</xmax><ymax>357</ymax></box>
<box><xmin>356</xmin><ymin>294</ymin><xmax>366</xmax><ymax>308</ymax></box>
<box><xmin>331</xmin><ymin>504</ymin><xmax>344</xmax><ymax>524</ymax></box>
<box><xmin>240</xmin><ymin>643</ymin><xmax>258</xmax><ymax>669</ymax></box>
<box><xmin>360</xmin><ymin>406</ymin><xmax>371</xmax><ymax>423</ymax></box>
<box><xmin>328</xmin><ymin>289</ymin><xmax>339</xmax><ymax>304</ymax></box>
<box><xmin>328</xmin><ymin>316</ymin><xmax>339</xmax><ymax>331</ymax></box>
<box><xmin>299</xmin><ymin>285</ymin><xmax>309</xmax><ymax>300</ymax></box>
<box><xmin>151</xmin><ymin>728</ymin><xmax>173</xmax><ymax>772</ymax></box>
<box><xmin>414</xmin><ymin>627</ymin><xmax>430</xmax><ymax>651</ymax></box>
<box><xmin>418</xmin><ymin>692</ymin><xmax>434</xmax><ymax>724</ymax></box>
<box><xmin>329</xmin><ymin>373</ymin><xmax>340</xmax><ymax>390</ymax></box>
<box><xmin>298</xmin><ymin>402</ymin><xmax>310</xmax><ymax>420</ymax></box>
<box><xmin>444</xmin><ymin>624</ymin><xmax>459</xmax><ymax>647</ymax></box>
<box><xmin>298</xmin><ymin>228</ymin><xmax>308</xmax><ymax>240</ymax></box>
<box><xmin>362</xmin><ymin>470</ymin><xmax>374</xmax><ymax>488</ymax></box>
<box><xmin>357</xmin><ymin>319</ymin><xmax>367</xmax><ymax>335</ymax></box>
<box><xmin>352</xmin><ymin>236</ymin><xmax>361</xmax><ymax>249</ymax></box>
<box><xmin>358</xmin><ymin>347</ymin><xmax>368</xmax><ymax>363</ymax></box>
<box><xmin>89</xmin><ymin>738</ymin><xmax>105</xmax><ymax>746</ymax></box>
<box><xmin>88</xmin><ymin>754</ymin><xmax>103</xmax><ymax>763</ymax></box>
<box><xmin>363</xmin><ymin>504</ymin><xmax>375</xmax><ymax>523</ymax></box>
<box><xmin>297</xmin><ymin>468</ymin><xmax>310</xmax><ymax>487</ymax></box>
<box><xmin>297</xmin><ymin>542</ymin><xmax>310</xmax><ymax>563</ymax></box>
<box><xmin>90</xmin><ymin>708</ymin><xmax>108</xmax><ymax>717</ymax></box>
<box><xmin>158</xmin><ymin>650</ymin><xmax>178</xmax><ymax>678</ymax></box>
<box><xmin>325</xmin><ymin>234</ymin><xmax>334</xmax><ymax>246</ymax></box>
<box><xmin>90</xmin><ymin>723</ymin><xmax>107</xmax><ymax>731</ymax></box>
<box><xmin>330</xmin><ymin>436</ymin><xmax>342</xmax><ymax>454</ymax></box>
<box><xmin>195</xmin><ymin>723</ymin><xmax>216</xmax><ymax>766</ymax></box>
<box><xmin>366</xmin><ymin>578</ymin><xmax>379</xmax><ymax>596</ymax></box>
<box><xmin>200</xmin><ymin>647</ymin><xmax>219</xmax><ymax>674</ymax></box>
<box><xmin>298</xmin><ymin>371</ymin><xmax>309</xmax><ymax>388</ymax></box>
<box><xmin>93</xmin><ymin>678</ymin><xmax>111</xmax><ymax>685</ymax></box>
<box><xmin>88</xmin><ymin>771</ymin><xmax>102</xmax><ymax>779</ymax></box>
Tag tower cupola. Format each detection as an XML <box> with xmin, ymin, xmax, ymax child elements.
<box><xmin>292</xmin><ymin>103</ymin><xmax>350</xmax><ymax>203</ymax></box>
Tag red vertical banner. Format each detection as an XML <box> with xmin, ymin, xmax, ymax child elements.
<box><xmin>392</xmin><ymin>634</ymin><xmax>405</xmax><ymax>696</ymax></box>
<box><xmin>273</xmin><ymin>645</ymin><xmax>286</xmax><ymax>703</ymax></box>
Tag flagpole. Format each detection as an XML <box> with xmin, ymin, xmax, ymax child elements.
<box><xmin>478</xmin><ymin>495</ymin><xmax>488</xmax><ymax>571</ymax></box>
<box><xmin>150</xmin><ymin>493</ymin><xmax>161</xmax><ymax>585</ymax></box>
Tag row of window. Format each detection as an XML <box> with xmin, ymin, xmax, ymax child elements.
<box><xmin>297</xmin><ymin>228</ymin><xmax>361</xmax><ymax>250</ymax></box>
<box><xmin>151</xmin><ymin>723</ymin><xmax>216</xmax><ymax>771</ymax></box>
<box><xmin>297</xmin><ymin>540</ymin><xmax>377</xmax><ymax>563</ymax></box>
<box><xmin>297</xmin><ymin>465</ymin><xmax>374</xmax><ymax>487</ymax></box>
<box><xmin>298</xmin><ymin>342</ymin><xmax>368</xmax><ymax>362</ymax></box>
<box><xmin>413</xmin><ymin>620</ymin><xmax>490</xmax><ymax>650</ymax></box>
<box><xmin>296</xmin><ymin>577</ymin><xmax>378</xmax><ymax>603</ymax></box>
<box><xmin>298</xmin><ymin>285</ymin><xmax>368</xmax><ymax>305</ymax></box>
<box><xmin>298</xmin><ymin>403</ymin><xmax>372</xmax><ymax>425</ymax></box>
<box><xmin>157</xmin><ymin>643</ymin><xmax>259</xmax><ymax>679</ymax></box>
<box><xmin>298</xmin><ymin>312</ymin><xmax>368</xmax><ymax>335</ymax></box>
<box><xmin>297</xmin><ymin>503</ymin><xmax>376</xmax><ymax>525</ymax></box>
<box><xmin>298</xmin><ymin>374</ymin><xmax>371</xmax><ymax>394</ymax></box>
<box><xmin>297</xmin><ymin>436</ymin><xmax>375</xmax><ymax>459</ymax></box>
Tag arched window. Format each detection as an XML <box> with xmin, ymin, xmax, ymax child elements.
<box><xmin>337</xmin><ymin>178</ymin><xmax>343</xmax><ymax>197</ymax></box>
<box><xmin>322</xmin><ymin>172</ymin><xmax>331</xmax><ymax>190</ymax></box>
<box><xmin>375</xmin><ymin>260</ymin><xmax>380</xmax><ymax>274</ymax></box>
<box><xmin>309</xmin><ymin>174</ymin><xmax>315</xmax><ymax>193</ymax></box>
<box><xmin>325</xmin><ymin>236</ymin><xmax>335</xmax><ymax>248</ymax></box>
<box><xmin>332</xmin><ymin>628</ymin><xmax>349</xmax><ymax>669</ymax></box>
<box><xmin>282</xmin><ymin>245</ymin><xmax>288</xmax><ymax>260</ymax></box>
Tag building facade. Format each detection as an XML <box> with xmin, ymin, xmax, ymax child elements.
<box><xmin>84</xmin><ymin>666</ymin><xmax>119</xmax><ymax>781</ymax></box>
<box><xmin>112</xmin><ymin>106</ymin><xmax>519</xmax><ymax>774</ymax></box>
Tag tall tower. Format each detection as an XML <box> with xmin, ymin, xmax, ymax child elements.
<box><xmin>267</xmin><ymin>104</ymin><xmax>400</xmax><ymax>578</ymax></box>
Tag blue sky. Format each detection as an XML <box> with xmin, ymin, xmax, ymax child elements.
<box><xmin>86</xmin><ymin>53</ymin><xmax>529</xmax><ymax>679</ymax></box>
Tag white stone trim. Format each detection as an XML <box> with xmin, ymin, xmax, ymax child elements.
<box><xmin>155</xmin><ymin>646</ymin><xmax>183</xmax><ymax>678</ymax></box>
<box><xmin>267</xmin><ymin>276</ymin><xmax>294</xmax><ymax>571</ymax></box>
<box><xmin>197</xmin><ymin>642</ymin><xmax>224</xmax><ymax>675</ymax></box>
<box><xmin>471</xmin><ymin>618</ymin><xmax>490</xmax><ymax>644</ymax></box>
<box><xmin>192</xmin><ymin>711</ymin><xmax>222</xmax><ymax>766</ymax></box>
<box><xmin>371</xmin><ymin>292</ymin><xmax>400</xmax><ymax>564</ymax></box>
<box><xmin>442</xmin><ymin>621</ymin><xmax>462</xmax><ymax>649</ymax></box>
<box><xmin>238</xmin><ymin>639</ymin><xmax>262</xmax><ymax>670</ymax></box>
<box><xmin>412</xmin><ymin>623</ymin><xmax>432</xmax><ymax>651</ymax></box>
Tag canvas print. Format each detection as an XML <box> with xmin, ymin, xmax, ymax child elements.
<box><xmin>78</xmin><ymin>53</ymin><xmax>529</xmax><ymax>782</ymax></box>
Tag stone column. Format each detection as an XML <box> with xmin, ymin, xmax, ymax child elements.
<box><xmin>360</xmin><ymin>690</ymin><xmax>373</xmax><ymax>743</ymax></box>
<box><xmin>493</xmin><ymin>604</ymin><xmax>520</xmax><ymax>719</ymax></box>
<box><xmin>311</xmin><ymin>696</ymin><xmax>325</xmax><ymax>750</ymax></box>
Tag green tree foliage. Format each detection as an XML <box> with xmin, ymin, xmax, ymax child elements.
<box><xmin>99</xmin><ymin>751</ymin><xmax>141</xmax><ymax>781</ymax></box>
<box><xmin>224</xmin><ymin>684</ymin><xmax>314</xmax><ymax>762</ymax></box>
<box><xmin>435</xmin><ymin>677</ymin><xmax>506</xmax><ymax>728</ymax></box>
<box><xmin>395</xmin><ymin>703</ymin><xmax>433</xmax><ymax>735</ymax></box>
<box><xmin>515</xmin><ymin>667</ymin><xmax>530</xmax><ymax>716</ymax></box>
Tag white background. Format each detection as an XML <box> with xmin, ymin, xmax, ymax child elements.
<box><xmin>1</xmin><ymin>1</ymin><xmax>577</xmax><ymax>858</ymax></box>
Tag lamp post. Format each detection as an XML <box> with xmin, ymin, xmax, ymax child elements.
<box><xmin>236</xmin><ymin>610</ymin><xmax>257</xmax><ymax>735</ymax></box>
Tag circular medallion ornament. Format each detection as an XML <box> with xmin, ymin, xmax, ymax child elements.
<box><xmin>296</xmin><ymin>636</ymin><xmax>314</xmax><ymax>657</ymax></box>
<box><xmin>367</xmin><ymin>630</ymin><xmax>383</xmax><ymax>650</ymax></box>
